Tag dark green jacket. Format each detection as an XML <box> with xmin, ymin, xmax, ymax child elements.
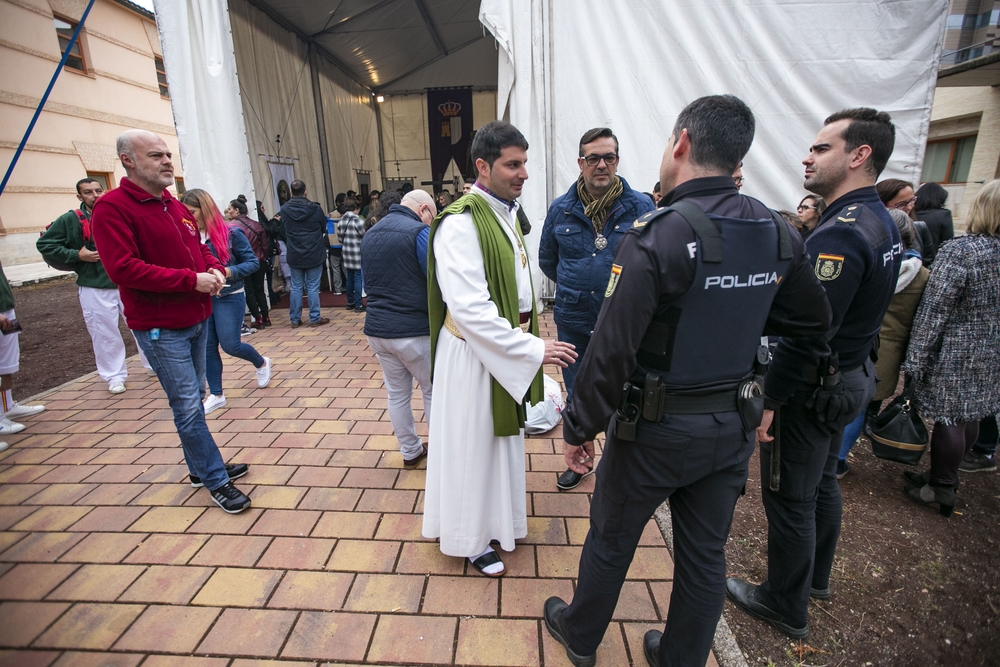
<box><xmin>36</xmin><ymin>208</ymin><xmax>116</xmax><ymax>289</ymax></box>
<box><xmin>0</xmin><ymin>259</ymin><xmax>14</xmax><ymax>312</ymax></box>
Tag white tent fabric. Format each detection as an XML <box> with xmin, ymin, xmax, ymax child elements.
<box><xmin>154</xmin><ymin>0</ymin><xmax>256</xmax><ymax>209</ymax></box>
<box><xmin>483</xmin><ymin>0</ymin><xmax>948</xmax><ymax>219</ymax></box>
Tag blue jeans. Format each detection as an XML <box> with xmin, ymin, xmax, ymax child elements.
<box><xmin>557</xmin><ymin>327</ymin><xmax>591</xmax><ymax>403</ymax></box>
<box><xmin>206</xmin><ymin>291</ymin><xmax>265</xmax><ymax>395</ymax></box>
<box><xmin>289</xmin><ymin>264</ymin><xmax>323</xmax><ymax>324</ymax></box>
<box><xmin>134</xmin><ymin>322</ymin><xmax>228</xmax><ymax>491</ymax></box>
<box><xmin>837</xmin><ymin>411</ymin><xmax>866</xmax><ymax>461</ymax></box>
<box><xmin>346</xmin><ymin>268</ymin><xmax>363</xmax><ymax>309</ymax></box>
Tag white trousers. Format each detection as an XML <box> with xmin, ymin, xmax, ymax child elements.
<box><xmin>79</xmin><ymin>287</ymin><xmax>151</xmax><ymax>384</ymax></box>
<box><xmin>367</xmin><ymin>335</ymin><xmax>433</xmax><ymax>459</ymax></box>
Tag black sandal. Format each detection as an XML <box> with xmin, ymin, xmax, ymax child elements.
<box><xmin>470</xmin><ymin>550</ymin><xmax>505</xmax><ymax>578</ymax></box>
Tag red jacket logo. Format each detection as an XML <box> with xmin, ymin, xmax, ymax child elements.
<box><xmin>181</xmin><ymin>217</ymin><xmax>198</xmax><ymax>236</ymax></box>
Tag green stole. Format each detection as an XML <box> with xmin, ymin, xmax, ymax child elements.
<box><xmin>427</xmin><ymin>193</ymin><xmax>545</xmax><ymax>437</ymax></box>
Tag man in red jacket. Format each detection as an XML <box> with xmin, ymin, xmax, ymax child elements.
<box><xmin>92</xmin><ymin>129</ymin><xmax>251</xmax><ymax>514</ymax></box>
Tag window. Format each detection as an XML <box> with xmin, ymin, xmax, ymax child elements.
<box><xmin>155</xmin><ymin>56</ymin><xmax>169</xmax><ymax>98</ymax></box>
<box><xmin>921</xmin><ymin>135</ymin><xmax>978</xmax><ymax>184</ymax></box>
<box><xmin>54</xmin><ymin>17</ymin><xmax>86</xmax><ymax>73</ymax></box>
<box><xmin>86</xmin><ymin>172</ymin><xmax>113</xmax><ymax>191</ymax></box>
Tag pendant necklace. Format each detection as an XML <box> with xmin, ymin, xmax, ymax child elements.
<box><xmin>595</xmin><ymin>234</ymin><xmax>608</xmax><ymax>250</ymax></box>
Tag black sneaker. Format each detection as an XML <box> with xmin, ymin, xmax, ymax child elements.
<box><xmin>959</xmin><ymin>450</ymin><xmax>996</xmax><ymax>473</ymax></box>
<box><xmin>836</xmin><ymin>459</ymin><xmax>849</xmax><ymax>480</ymax></box>
<box><xmin>190</xmin><ymin>463</ymin><xmax>249</xmax><ymax>488</ymax></box>
<box><xmin>209</xmin><ymin>481</ymin><xmax>251</xmax><ymax>514</ymax></box>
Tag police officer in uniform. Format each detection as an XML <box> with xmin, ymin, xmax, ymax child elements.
<box><xmin>726</xmin><ymin>108</ymin><xmax>902</xmax><ymax>638</ymax></box>
<box><xmin>542</xmin><ymin>95</ymin><xmax>833</xmax><ymax>667</ymax></box>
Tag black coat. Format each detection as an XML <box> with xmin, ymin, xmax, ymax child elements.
<box><xmin>279</xmin><ymin>196</ymin><xmax>328</xmax><ymax>269</ymax></box>
<box><xmin>915</xmin><ymin>207</ymin><xmax>954</xmax><ymax>265</ymax></box>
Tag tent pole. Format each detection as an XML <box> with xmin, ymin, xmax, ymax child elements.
<box><xmin>374</xmin><ymin>93</ymin><xmax>387</xmax><ymax>193</ymax></box>
<box><xmin>0</xmin><ymin>0</ymin><xmax>96</xmax><ymax>198</ymax></box>
<box><xmin>308</xmin><ymin>42</ymin><xmax>335</xmax><ymax>211</ymax></box>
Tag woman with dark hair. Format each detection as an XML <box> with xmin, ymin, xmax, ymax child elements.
<box><xmin>914</xmin><ymin>182</ymin><xmax>954</xmax><ymax>264</ymax></box>
<box><xmin>900</xmin><ymin>179</ymin><xmax>1000</xmax><ymax>516</ymax></box>
<box><xmin>366</xmin><ymin>190</ymin><xmax>402</xmax><ymax>231</ymax></box>
<box><xmin>877</xmin><ymin>179</ymin><xmax>933</xmax><ymax>259</ymax></box>
<box><xmin>795</xmin><ymin>194</ymin><xmax>826</xmax><ymax>240</ymax></box>
<box><xmin>181</xmin><ymin>190</ymin><xmax>271</xmax><ymax>415</ymax></box>
<box><xmin>225</xmin><ymin>195</ymin><xmax>270</xmax><ymax>328</ymax></box>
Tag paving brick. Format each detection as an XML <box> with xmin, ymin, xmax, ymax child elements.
<box><xmin>75</xmin><ymin>484</ymin><xmax>146</xmax><ymax>506</ymax></box>
<box><xmin>270</xmin><ymin>433</ymin><xmax>325</xmax><ymax>449</ymax></box>
<box><xmin>0</xmin><ymin>484</ymin><xmax>47</xmax><ymax>505</ymax></box>
<box><xmin>395</xmin><ymin>542</ymin><xmax>465</xmax><ymax>575</ymax></box>
<box><xmin>297</xmin><ymin>487</ymin><xmax>360</xmax><ymax>511</ymax></box>
<box><xmin>304</xmin><ymin>420</ymin><xmax>351</xmax><ymax>434</ymax></box>
<box><xmin>500</xmin><ymin>577</ymin><xmax>574</xmax><ymax>618</ymax></box>
<box><xmin>127</xmin><ymin>506</ymin><xmax>204</xmax><ymax>533</ymax></box>
<box><xmin>58</xmin><ymin>533</ymin><xmax>145</xmax><ymax>564</ymax></box>
<box><xmin>186</xmin><ymin>507</ymin><xmax>263</xmax><ymax>535</ymax></box>
<box><xmin>131</xmin><ymin>464</ymin><xmax>190</xmax><ymax>485</ymax></box>
<box><xmin>639</xmin><ymin>519</ymin><xmax>667</xmax><ymax>547</ymax></box>
<box><xmin>317</xmin><ymin>433</ymin><xmax>367</xmax><ymax>449</ymax></box>
<box><xmin>46</xmin><ymin>564</ymin><xmax>145</xmax><ymax>602</ymax></box>
<box><xmin>276</xmin><ymin>449</ymin><xmax>332</xmax><ymax>466</ymax></box>
<box><xmin>33</xmin><ymin>602</ymin><xmax>144</xmax><ymax>649</ymax></box>
<box><xmin>340</xmin><ymin>468</ymin><xmax>398</xmax><ymax>489</ymax></box>
<box><xmin>281</xmin><ymin>610</ymin><xmax>375</xmax><ymax>661</ymax></box>
<box><xmin>374</xmin><ymin>513</ymin><xmax>427</xmax><ymax>541</ymax></box>
<box><xmin>49</xmin><ymin>652</ymin><xmax>141</xmax><ymax>667</ymax></box>
<box><xmin>536</xmin><ymin>546</ymin><xmax>583</xmax><ymax>578</ymax></box>
<box><xmin>41</xmin><ymin>450</ymin><xmax>101</xmax><ymax>465</ymax></box>
<box><xmin>129</xmin><ymin>484</ymin><xmax>197</xmax><ymax>507</ymax></box>
<box><xmin>89</xmin><ymin>448</ymin><xmax>150</xmax><ymax>465</ymax></box>
<box><xmin>311</xmin><ymin>511</ymin><xmax>379</xmax><ymax>539</ymax></box>
<box><xmin>455</xmin><ymin>617</ymin><xmax>540</xmax><ymax>666</ymax></box>
<box><xmin>326</xmin><ymin>539</ymin><xmax>399</xmax><ymax>573</ymax></box>
<box><xmin>191</xmin><ymin>567</ymin><xmax>283</xmax><ymax>607</ymax></box>
<box><xmin>612</xmin><ymin>580</ymin><xmax>659</xmax><ymax>621</ymax></box>
<box><xmin>355</xmin><ymin>489</ymin><xmax>417</xmax><ymax>513</ymax></box>
<box><xmin>362</xmin><ymin>434</ymin><xmax>400</xmax><ymax>450</ymax></box>
<box><xmin>394</xmin><ymin>469</ymin><xmax>426</xmax><ymax>490</ymax></box>
<box><xmin>229</xmin><ymin>447</ymin><xmax>284</xmax><ymax>464</ymax></box>
<box><xmin>7</xmin><ymin>507</ymin><xmax>91</xmax><ymax>533</ymax></box>
<box><xmin>197</xmin><ymin>608</ymin><xmax>297</xmax><ymax>658</ymax></box>
<box><xmin>649</xmin><ymin>580</ymin><xmax>673</xmax><ymax>620</ymax></box>
<box><xmin>0</xmin><ymin>601</ymin><xmax>70</xmax><ymax>646</ymax></box>
<box><xmin>0</xmin><ymin>563</ymin><xmax>78</xmax><ymax>600</ymax></box>
<box><xmin>249</xmin><ymin>509</ymin><xmax>321</xmax><ymax>537</ymax></box>
<box><xmin>80</xmin><ymin>465</ymin><xmax>147</xmax><ymax>484</ymax></box>
<box><xmin>0</xmin><ymin>649</ymin><xmax>61</xmax><ymax>667</ymax></box>
<box><xmin>342</xmin><ymin>573</ymin><xmax>424</xmax><ymax>613</ymax></box>
<box><xmin>256</xmin><ymin>537</ymin><xmax>335</xmax><ymax>571</ymax></box>
<box><xmin>0</xmin><ymin>532</ymin><xmax>84</xmax><ymax>563</ymax></box>
<box><xmin>422</xmin><ymin>575</ymin><xmax>498</xmax><ymax>616</ymax></box>
<box><xmin>501</xmin><ymin>546</ymin><xmax>537</xmax><ymax>578</ymax></box>
<box><xmin>189</xmin><ymin>534</ymin><xmax>272</xmax><ymax>567</ymax></box>
<box><xmin>119</xmin><ymin>564</ymin><xmax>214</xmax><ymax>604</ymax></box>
<box><xmin>565</xmin><ymin>517</ymin><xmax>590</xmax><ymax>545</ymax></box>
<box><xmin>247</xmin><ymin>485</ymin><xmax>307</xmax><ymax>509</ymax></box>
<box><xmin>524</xmin><ymin>516</ymin><xmax>569</xmax><ymax>545</ymax></box>
<box><xmin>0</xmin><ymin>533</ymin><xmax>26</xmax><ymax>555</ymax></box>
<box><xmin>366</xmin><ymin>614</ymin><xmax>456</xmax><ymax>665</ymax></box>
<box><xmin>286</xmin><ymin>466</ymin><xmax>347</xmax><ymax>487</ymax></box>
<box><xmin>626</xmin><ymin>547</ymin><xmax>673</xmax><ymax>580</ymax></box>
<box><xmin>532</xmin><ymin>493</ymin><xmax>592</xmax><ymax>517</ymax></box>
<box><xmin>0</xmin><ymin>465</ymin><xmax>56</xmax><ymax>484</ymax></box>
<box><xmin>66</xmin><ymin>506</ymin><xmax>147</xmax><ymax>532</ymax></box>
<box><xmin>268</xmin><ymin>570</ymin><xmax>353</xmax><ymax>611</ymax></box>
<box><xmin>328</xmin><ymin>449</ymin><xmax>382</xmax><ymax>467</ymax></box>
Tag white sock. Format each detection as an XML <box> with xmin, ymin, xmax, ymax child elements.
<box><xmin>469</xmin><ymin>546</ymin><xmax>504</xmax><ymax>575</ymax></box>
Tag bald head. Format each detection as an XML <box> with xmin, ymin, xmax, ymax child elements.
<box><xmin>116</xmin><ymin>129</ymin><xmax>174</xmax><ymax>196</ymax></box>
<box><xmin>401</xmin><ymin>189</ymin><xmax>435</xmax><ymax>225</ymax></box>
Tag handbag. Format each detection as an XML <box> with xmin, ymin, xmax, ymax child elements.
<box><xmin>869</xmin><ymin>381</ymin><xmax>928</xmax><ymax>465</ymax></box>
<box><xmin>271</xmin><ymin>270</ymin><xmax>285</xmax><ymax>294</ymax></box>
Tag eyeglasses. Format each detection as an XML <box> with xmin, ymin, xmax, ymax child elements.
<box><xmin>890</xmin><ymin>196</ymin><xmax>917</xmax><ymax>210</ymax></box>
<box><xmin>796</xmin><ymin>204</ymin><xmax>817</xmax><ymax>211</ymax></box>
<box><xmin>582</xmin><ymin>153</ymin><xmax>619</xmax><ymax>166</ymax></box>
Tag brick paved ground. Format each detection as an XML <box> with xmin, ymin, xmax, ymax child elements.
<box><xmin>0</xmin><ymin>309</ymin><xmax>717</xmax><ymax>666</ymax></box>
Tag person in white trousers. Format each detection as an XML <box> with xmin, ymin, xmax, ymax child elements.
<box><xmin>37</xmin><ymin>178</ymin><xmax>152</xmax><ymax>394</ymax></box>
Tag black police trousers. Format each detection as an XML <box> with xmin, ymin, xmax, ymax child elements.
<box><xmin>563</xmin><ymin>410</ymin><xmax>753</xmax><ymax>666</ymax></box>
<box><xmin>757</xmin><ymin>360</ymin><xmax>875</xmax><ymax>626</ymax></box>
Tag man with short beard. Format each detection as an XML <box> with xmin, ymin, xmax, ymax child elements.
<box><xmin>92</xmin><ymin>130</ymin><xmax>252</xmax><ymax>514</ymax></box>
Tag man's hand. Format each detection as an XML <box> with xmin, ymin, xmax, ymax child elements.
<box><xmin>195</xmin><ymin>271</ymin><xmax>224</xmax><ymax>295</ymax></box>
<box><xmin>543</xmin><ymin>340</ymin><xmax>577</xmax><ymax>368</ymax></box>
<box><xmin>563</xmin><ymin>440</ymin><xmax>595</xmax><ymax>474</ymax></box>
<box><xmin>0</xmin><ymin>314</ymin><xmax>11</xmax><ymax>333</ymax></box>
<box><xmin>77</xmin><ymin>248</ymin><xmax>100</xmax><ymax>263</ymax></box>
<box><xmin>756</xmin><ymin>409</ymin><xmax>775</xmax><ymax>443</ymax></box>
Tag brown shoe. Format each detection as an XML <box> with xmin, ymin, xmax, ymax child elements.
<box><xmin>309</xmin><ymin>317</ymin><xmax>330</xmax><ymax>327</ymax></box>
<box><xmin>403</xmin><ymin>444</ymin><xmax>427</xmax><ymax>468</ymax></box>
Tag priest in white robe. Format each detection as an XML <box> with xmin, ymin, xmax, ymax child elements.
<box><xmin>422</xmin><ymin>121</ymin><xmax>578</xmax><ymax>577</ymax></box>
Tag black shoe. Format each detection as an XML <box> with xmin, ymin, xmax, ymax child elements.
<box><xmin>543</xmin><ymin>597</ymin><xmax>596</xmax><ymax>667</ymax></box>
<box><xmin>642</xmin><ymin>629</ymin><xmax>661</xmax><ymax>667</ymax></box>
<box><xmin>903</xmin><ymin>482</ymin><xmax>956</xmax><ymax>517</ymax></box>
<box><xmin>902</xmin><ymin>469</ymin><xmax>959</xmax><ymax>491</ymax></box>
<box><xmin>835</xmin><ymin>459</ymin><xmax>849</xmax><ymax>480</ymax></box>
<box><xmin>403</xmin><ymin>444</ymin><xmax>427</xmax><ymax>468</ymax></box>
<box><xmin>354</xmin><ymin>305</ymin><xmax>367</xmax><ymax>313</ymax></box>
<box><xmin>809</xmin><ymin>587</ymin><xmax>830</xmax><ymax>600</ymax></box>
<box><xmin>190</xmin><ymin>463</ymin><xmax>249</xmax><ymax>488</ymax></box>
<box><xmin>959</xmin><ymin>450</ymin><xmax>996</xmax><ymax>473</ymax></box>
<box><xmin>725</xmin><ymin>578</ymin><xmax>808</xmax><ymax>639</ymax></box>
<box><xmin>209</xmin><ymin>481</ymin><xmax>251</xmax><ymax>514</ymax></box>
<box><xmin>556</xmin><ymin>467</ymin><xmax>594</xmax><ymax>491</ymax></box>
<box><xmin>346</xmin><ymin>304</ymin><xmax>355</xmax><ymax>310</ymax></box>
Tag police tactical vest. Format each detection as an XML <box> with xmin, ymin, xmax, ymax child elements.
<box><xmin>637</xmin><ymin>201</ymin><xmax>792</xmax><ymax>392</ymax></box>
<box><xmin>361</xmin><ymin>213</ymin><xmax>430</xmax><ymax>339</ymax></box>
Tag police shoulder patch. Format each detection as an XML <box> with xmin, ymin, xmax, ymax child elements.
<box><xmin>605</xmin><ymin>264</ymin><xmax>623</xmax><ymax>297</ymax></box>
<box><xmin>632</xmin><ymin>207</ymin><xmax>669</xmax><ymax>230</ymax></box>
<box><xmin>814</xmin><ymin>253</ymin><xmax>844</xmax><ymax>281</ymax></box>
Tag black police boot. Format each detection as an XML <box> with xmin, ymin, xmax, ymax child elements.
<box><xmin>642</xmin><ymin>629</ymin><xmax>662</xmax><ymax>667</ymax></box>
<box><xmin>725</xmin><ymin>577</ymin><xmax>808</xmax><ymax>638</ymax></box>
<box><xmin>543</xmin><ymin>597</ymin><xmax>596</xmax><ymax>667</ymax></box>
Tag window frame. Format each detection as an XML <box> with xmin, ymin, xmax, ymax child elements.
<box><xmin>86</xmin><ymin>172</ymin><xmax>114</xmax><ymax>192</ymax></box>
<box><xmin>53</xmin><ymin>14</ymin><xmax>88</xmax><ymax>74</ymax></box>
<box><xmin>923</xmin><ymin>134</ymin><xmax>978</xmax><ymax>184</ymax></box>
<box><xmin>155</xmin><ymin>56</ymin><xmax>169</xmax><ymax>99</ymax></box>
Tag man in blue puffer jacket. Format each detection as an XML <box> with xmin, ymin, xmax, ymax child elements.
<box><xmin>539</xmin><ymin>127</ymin><xmax>654</xmax><ymax>490</ymax></box>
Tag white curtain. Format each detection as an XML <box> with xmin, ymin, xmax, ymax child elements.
<box><xmin>153</xmin><ymin>0</ymin><xmax>256</xmax><ymax>209</ymax></box>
